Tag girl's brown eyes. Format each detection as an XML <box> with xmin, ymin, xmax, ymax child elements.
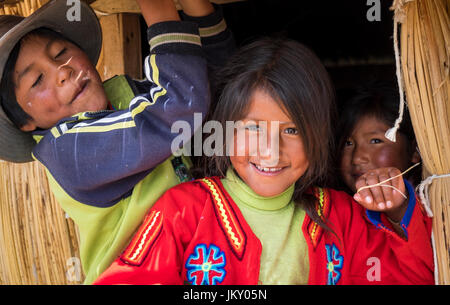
<box><xmin>245</xmin><ymin>125</ymin><xmax>260</xmax><ymax>131</ymax></box>
<box><xmin>284</xmin><ymin>127</ymin><xmax>298</xmax><ymax>135</ymax></box>
<box><xmin>370</xmin><ymin>138</ymin><xmax>383</xmax><ymax>144</ymax></box>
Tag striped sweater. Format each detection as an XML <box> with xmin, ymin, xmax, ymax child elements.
<box><xmin>30</xmin><ymin>8</ymin><xmax>234</xmax><ymax>284</ymax></box>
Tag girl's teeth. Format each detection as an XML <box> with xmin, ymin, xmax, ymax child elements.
<box><xmin>255</xmin><ymin>164</ymin><xmax>282</xmax><ymax>172</ymax></box>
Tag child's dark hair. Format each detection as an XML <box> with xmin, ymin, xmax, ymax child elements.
<box><xmin>0</xmin><ymin>27</ymin><xmax>77</xmax><ymax>129</ymax></box>
<box><xmin>336</xmin><ymin>80</ymin><xmax>421</xmax><ymax>186</ymax></box>
<box><xmin>203</xmin><ymin>37</ymin><xmax>337</xmax><ymax>232</ymax></box>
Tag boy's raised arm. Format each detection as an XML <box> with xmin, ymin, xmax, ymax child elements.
<box><xmin>136</xmin><ymin>0</ymin><xmax>180</xmax><ymax>26</ymax></box>
<box><xmin>32</xmin><ymin>0</ymin><xmax>209</xmax><ymax>207</ymax></box>
<box><xmin>178</xmin><ymin>0</ymin><xmax>215</xmax><ymax>17</ymax></box>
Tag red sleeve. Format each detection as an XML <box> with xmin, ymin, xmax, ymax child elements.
<box><xmin>334</xmin><ymin>184</ymin><xmax>434</xmax><ymax>284</ymax></box>
<box><xmin>93</xmin><ymin>181</ymin><xmax>208</xmax><ymax>285</ymax></box>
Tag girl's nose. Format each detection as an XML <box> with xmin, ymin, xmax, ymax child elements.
<box><xmin>258</xmin><ymin>123</ymin><xmax>280</xmax><ymax>167</ymax></box>
<box><xmin>352</xmin><ymin>144</ymin><xmax>369</xmax><ymax>165</ymax></box>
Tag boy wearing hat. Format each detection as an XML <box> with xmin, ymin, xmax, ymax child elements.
<box><xmin>0</xmin><ymin>0</ymin><xmax>234</xmax><ymax>283</ymax></box>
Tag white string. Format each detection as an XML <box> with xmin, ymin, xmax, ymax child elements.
<box><xmin>386</xmin><ymin>0</ymin><xmax>415</xmax><ymax>142</ymax></box>
<box><xmin>431</xmin><ymin>232</ymin><xmax>439</xmax><ymax>285</ymax></box>
<box><xmin>356</xmin><ymin>162</ymin><xmax>421</xmax><ymax>196</ymax></box>
<box><xmin>416</xmin><ymin>173</ymin><xmax>450</xmax><ymax>286</ymax></box>
<box><xmin>376</xmin><ymin>184</ymin><xmax>407</xmax><ymax>199</ymax></box>
<box><xmin>385</xmin><ymin>7</ymin><xmax>406</xmax><ymax>142</ymax></box>
<box><xmin>416</xmin><ymin>173</ymin><xmax>450</xmax><ymax>217</ymax></box>
<box><xmin>356</xmin><ymin>163</ymin><xmax>447</xmax><ymax>285</ymax></box>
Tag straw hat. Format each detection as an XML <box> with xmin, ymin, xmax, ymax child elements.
<box><xmin>0</xmin><ymin>0</ymin><xmax>102</xmax><ymax>163</ymax></box>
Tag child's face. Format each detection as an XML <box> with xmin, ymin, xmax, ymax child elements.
<box><xmin>13</xmin><ymin>34</ymin><xmax>107</xmax><ymax>131</ymax></box>
<box><xmin>229</xmin><ymin>88</ymin><xmax>309</xmax><ymax>197</ymax></box>
<box><xmin>340</xmin><ymin>115</ymin><xmax>418</xmax><ymax>192</ymax></box>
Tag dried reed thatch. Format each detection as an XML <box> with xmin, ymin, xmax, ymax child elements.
<box><xmin>0</xmin><ymin>161</ymin><xmax>83</xmax><ymax>284</ymax></box>
<box><xmin>392</xmin><ymin>0</ymin><xmax>450</xmax><ymax>284</ymax></box>
<box><xmin>0</xmin><ymin>0</ymin><xmax>50</xmax><ymax>17</ymax></box>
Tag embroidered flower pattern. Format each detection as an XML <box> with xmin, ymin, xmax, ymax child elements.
<box><xmin>325</xmin><ymin>243</ymin><xmax>344</xmax><ymax>285</ymax></box>
<box><xmin>185</xmin><ymin>244</ymin><xmax>226</xmax><ymax>285</ymax></box>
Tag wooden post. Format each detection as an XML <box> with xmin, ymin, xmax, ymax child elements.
<box><xmin>96</xmin><ymin>13</ymin><xmax>142</xmax><ymax>81</ymax></box>
<box><xmin>91</xmin><ymin>0</ymin><xmax>247</xmax><ymax>81</ymax></box>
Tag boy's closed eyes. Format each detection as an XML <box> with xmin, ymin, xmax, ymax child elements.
<box><xmin>13</xmin><ymin>33</ymin><xmax>107</xmax><ymax>131</ymax></box>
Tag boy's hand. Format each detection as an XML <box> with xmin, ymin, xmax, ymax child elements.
<box><xmin>353</xmin><ymin>167</ymin><xmax>408</xmax><ymax>223</ymax></box>
<box><xmin>178</xmin><ymin>0</ymin><xmax>214</xmax><ymax>17</ymax></box>
<box><xmin>136</xmin><ymin>0</ymin><xmax>180</xmax><ymax>27</ymax></box>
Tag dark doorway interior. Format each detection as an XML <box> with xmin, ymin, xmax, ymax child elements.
<box><xmin>221</xmin><ymin>0</ymin><xmax>397</xmax><ymax>95</ymax></box>
<box><xmin>140</xmin><ymin>0</ymin><xmax>398</xmax><ymax>103</ymax></box>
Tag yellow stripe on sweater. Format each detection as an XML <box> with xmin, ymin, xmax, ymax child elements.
<box><xmin>150</xmin><ymin>54</ymin><xmax>167</xmax><ymax>103</ymax></box>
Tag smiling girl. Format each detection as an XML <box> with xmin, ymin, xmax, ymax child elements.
<box><xmin>337</xmin><ymin>81</ymin><xmax>421</xmax><ymax>194</ymax></box>
<box><xmin>94</xmin><ymin>39</ymin><xmax>433</xmax><ymax>285</ymax></box>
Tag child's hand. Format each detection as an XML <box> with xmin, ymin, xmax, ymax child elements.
<box><xmin>136</xmin><ymin>0</ymin><xmax>180</xmax><ymax>27</ymax></box>
<box><xmin>178</xmin><ymin>0</ymin><xmax>214</xmax><ymax>17</ymax></box>
<box><xmin>353</xmin><ymin>167</ymin><xmax>408</xmax><ymax>223</ymax></box>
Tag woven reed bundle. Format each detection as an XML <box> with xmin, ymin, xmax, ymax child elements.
<box><xmin>392</xmin><ymin>0</ymin><xmax>450</xmax><ymax>284</ymax></box>
<box><xmin>0</xmin><ymin>161</ymin><xmax>83</xmax><ymax>284</ymax></box>
<box><xmin>0</xmin><ymin>0</ymin><xmax>49</xmax><ymax>16</ymax></box>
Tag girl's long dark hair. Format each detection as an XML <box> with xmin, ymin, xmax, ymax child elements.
<box><xmin>201</xmin><ymin>38</ymin><xmax>337</xmax><ymax>232</ymax></box>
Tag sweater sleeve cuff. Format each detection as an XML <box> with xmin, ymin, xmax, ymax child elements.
<box><xmin>179</xmin><ymin>4</ymin><xmax>229</xmax><ymax>44</ymax></box>
<box><xmin>147</xmin><ymin>21</ymin><xmax>202</xmax><ymax>55</ymax></box>
<box><xmin>397</xmin><ymin>180</ymin><xmax>416</xmax><ymax>231</ymax></box>
<box><xmin>365</xmin><ymin>179</ymin><xmax>416</xmax><ymax>239</ymax></box>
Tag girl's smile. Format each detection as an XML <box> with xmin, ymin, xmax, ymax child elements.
<box><xmin>251</xmin><ymin>163</ymin><xmax>284</xmax><ymax>174</ymax></box>
<box><xmin>229</xmin><ymin>88</ymin><xmax>309</xmax><ymax>197</ymax></box>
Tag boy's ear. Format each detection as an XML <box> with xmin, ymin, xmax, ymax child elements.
<box><xmin>20</xmin><ymin>121</ymin><xmax>37</xmax><ymax>132</ymax></box>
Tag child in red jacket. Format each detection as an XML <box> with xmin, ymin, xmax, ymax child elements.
<box><xmin>336</xmin><ymin>81</ymin><xmax>424</xmax><ymax>239</ymax></box>
<box><xmin>94</xmin><ymin>39</ymin><xmax>434</xmax><ymax>285</ymax></box>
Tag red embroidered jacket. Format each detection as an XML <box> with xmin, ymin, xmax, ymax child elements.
<box><xmin>94</xmin><ymin>177</ymin><xmax>434</xmax><ymax>285</ymax></box>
